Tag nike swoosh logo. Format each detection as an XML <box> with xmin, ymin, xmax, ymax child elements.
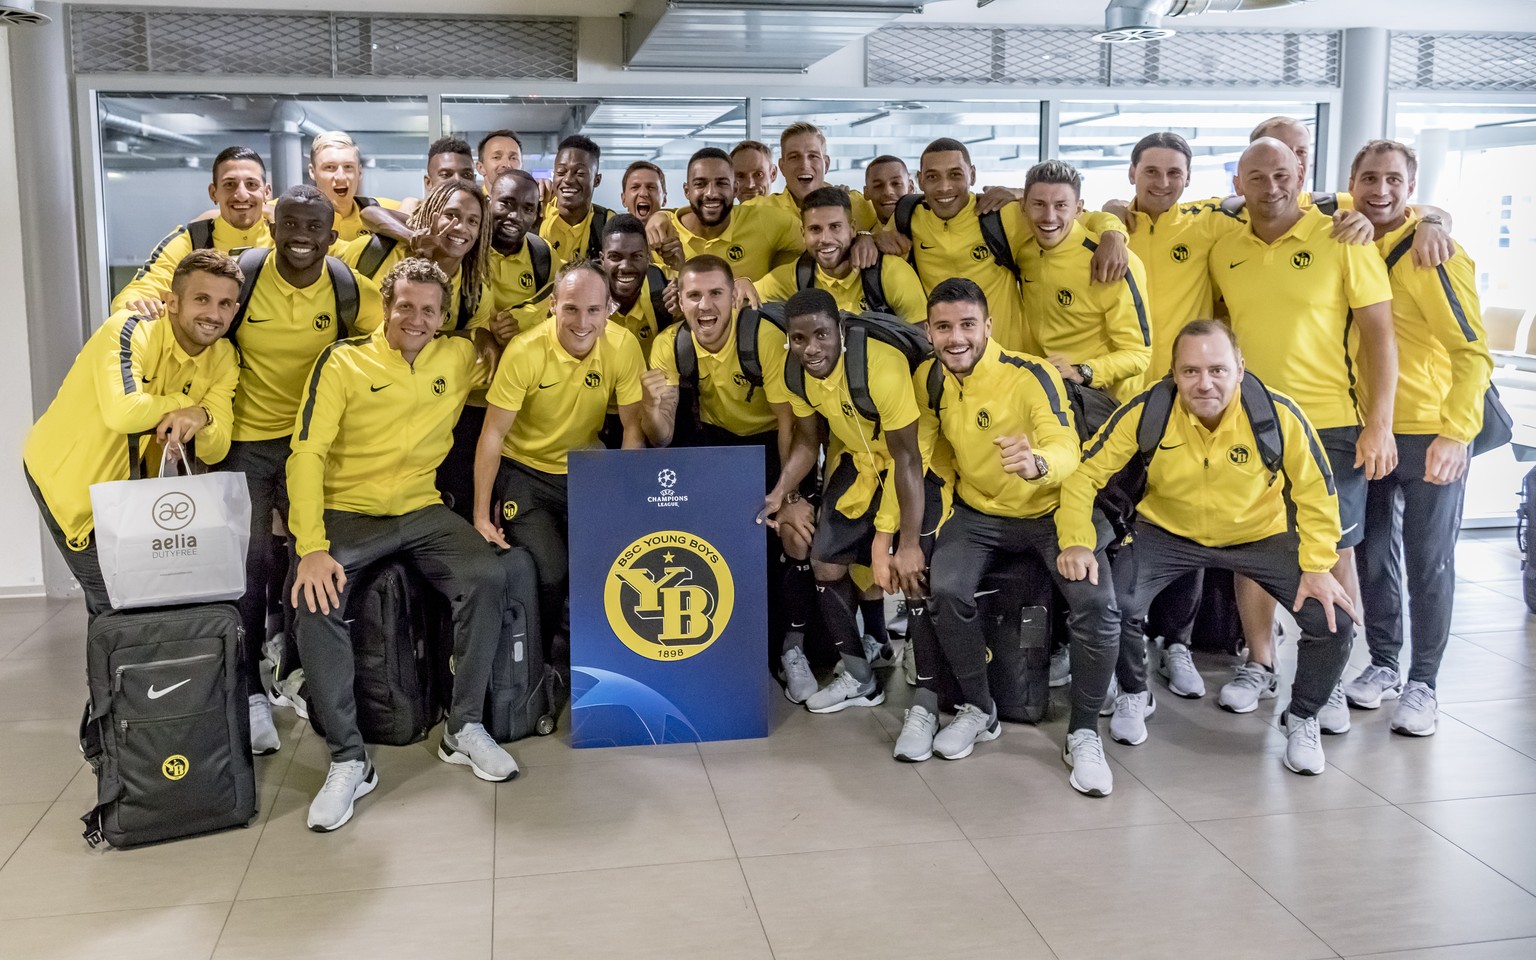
<box><xmin>369</xmin><ymin>384</ymin><xmax>389</xmax><ymax>393</ymax></box>
<box><xmin>140</xmin><ymin>376</ymin><xmax>154</xmax><ymax>384</ymax></box>
<box><xmin>538</xmin><ymin>381</ymin><xmax>559</xmax><ymax>389</ymax></box>
<box><xmin>972</xmin><ymin>588</ymin><xmax>1000</xmax><ymax>598</ymax></box>
<box><xmin>919</xmin><ymin>243</ymin><xmax>936</xmax><ymax>250</ymax></box>
<box><xmin>1228</xmin><ymin>260</ymin><xmax>1247</xmax><ymax>269</ymax></box>
<box><xmin>245</xmin><ymin>317</ymin><xmax>273</xmax><ymax>324</ymax></box>
<box><xmin>147</xmin><ymin>678</ymin><xmax>192</xmax><ymax>700</ymax></box>
<box><xmin>1341</xmin><ymin>523</ymin><xmax>1359</xmax><ymax>537</ymax></box>
<box><xmin>1158</xmin><ymin>442</ymin><xmax>1185</xmax><ymax>450</ymax></box>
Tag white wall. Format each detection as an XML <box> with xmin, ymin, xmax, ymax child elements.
<box><xmin>0</xmin><ymin>31</ymin><xmax>46</xmax><ymax>596</ymax></box>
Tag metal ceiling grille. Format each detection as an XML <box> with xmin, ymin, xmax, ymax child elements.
<box><xmin>68</xmin><ymin>8</ymin><xmax>577</xmax><ymax>81</ymax></box>
<box><xmin>1389</xmin><ymin>33</ymin><xmax>1536</xmax><ymax>92</ymax></box>
<box><xmin>867</xmin><ymin>25</ymin><xmax>1341</xmax><ymax>88</ymax></box>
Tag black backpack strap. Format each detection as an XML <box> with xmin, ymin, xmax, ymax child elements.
<box><xmin>185</xmin><ymin>218</ymin><xmax>216</xmax><ymax>251</ymax></box>
<box><xmin>1384</xmin><ymin>228</ymin><xmax>1417</xmax><ymax>271</ymax></box>
<box><xmin>455</xmin><ymin>275</ymin><xmax>474</xmax><ymax>332</ymax></box>
<box><xmin>325</xmin><ymin>256</ymin><xmax>360</xmax><ymax>336</ymax></box>
<box><xmin>674</xmin><ymin>323</ymin><xmax>698</xmax><ymax>386</ymax></box>
<box><xmin>795</xmin><ymin>252</ymin><xmax>816</xmax><ymax>291</ymax></box>
<box><xmin>1237</xmin><ymin>373</ymin><xmax>1285</xmax><ymax>475</ymax></box>
<box><xmin>1311</xmin><ymin>192</ymin><xmax>1339</xmax><ymax>216</ymax></box>
<box><xmin>354</xmin><ymin>234</ymin><xmax>398</xmax><ymax>280</ymax></box>
<box><xmin>229</xmin><ymin>247</ymin><xmax>272</xmax><ymax>335</ymax></box>
<box><xmin>585</xmin><ymin>207</ymin><xmax>609</xmax><ymax>262</ymax></box>
<box><xmin>978</xmin><ymin>209</ymin><xmax>1019</xmax><ymax>282</ymax></box>
<box><xmin>844</xmin><ymin>324</ymin><xmax>882</xmax><ymax>439</ymax></box>
<box><xmin>925</xmin><ymin>358</ymin><xmax>944</xmax><ymax>415</ymax></box>
<box><xmin>647</xmin><ymin>265</ymin><xmax>674</xmax><ymax>328</ymax></box>
<box><xmin>860</xmin><ymin>257</ymin><xmax>889</xmax><ymax>314</ymax></box>
<box><xmin>1135</xmin><ymin>378</ymin><xmax>1179</xmax><ymax>463</ymax></box>
<box><xmin>785</xmin><ymin>356</ymin><xmax>808</xmax><ymax>405</ymax></box>
<box><xmin>355</xmin><ymin>195</ymin><xmax>379</xmax><ymax>210</ymax></box>
<box><xmin>894</xmin><ymin>194</ymin><xmax>921</xmax><ymax>239</ymax></box>
<box><xmin>736</xmin><ymin>306</ymin><xmax>764</xmax><ymax>389</ymax></box>
<box><xmin>527</xmin><ymin>235</ymin><xmax>553</xmax><ymax>293</ymax></box>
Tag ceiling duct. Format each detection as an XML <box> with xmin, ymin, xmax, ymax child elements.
<box><xmin>98</xmin><ymin>107</ymin><xmax>203</xmax><ymax>149</ymax></box>
<box><xmin>1095</xmin><ymin>0</ymin><xmax>1316</xmax><ymax>44</ymax></box>
<box><xmin>0</xmin><ymin>1</ymin><xmax>48</xmax><ymax>26</ymax></box>
<box><xmin>623</xmin><ymin>0</ymin><xmax>924</xmax><ymax>73</ymax></box>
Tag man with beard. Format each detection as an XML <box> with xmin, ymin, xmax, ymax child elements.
<box><xmin>646</xmin><ymin>147</ymin><xmax>802</xmax><ymax>285</ymax></box>
<box><xmin>223</xmin><ymin>185</ymin><xmax>384</xmax><ymax>754</ymax></box>
<box><xmin>600</xmin><ymin>214</ymin><xmax>672</xmax><ymax>361</ymax></box>
<box><xmin>755</xmin><ymin>186</ymin><xmax>927</xmax><ymax>324</ymax></box>
<box><xmin>539</xmin><ymin>135</ymin><xmax>611</xmax><ymax>263</ymax></box>
<box><xmin>486</xmin><ymin>170</ymin><xmax>561</xmax><ymax>341</ymax></box>
<box><xmin>113</xmin><ymin>146</ymin><xmax>273</xmax><ymax>317</ymax></box>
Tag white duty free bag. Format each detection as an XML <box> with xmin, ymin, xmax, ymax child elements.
<box><xmin>88</xmin><ymin>435</ymin><xmax>252</xmax><ymax>609</ymax></box>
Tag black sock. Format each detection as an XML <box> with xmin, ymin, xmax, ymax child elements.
<box><xmin>859</xmin><ymin>598</ymin><xmax>889</xmax><ymax>648</ymax></box>
<box><xmin>816</xmin><ymin>576</ymin><xmax>864</xmax><ymax>665</ymax></box>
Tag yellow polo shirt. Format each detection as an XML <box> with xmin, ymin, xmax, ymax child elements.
<box><xmin>747</xmin><ymin>188</ymin><xmax>880</xmax><ymax>232</ymax></box>
<box><xmin>332</xmin><ymin>196</ymin><xmax>402</xmax><ymax>243</ymax></box>
<box><xmin>538</xmin><ymin>204</ymin><xmax>612</xmax><ymax>262</ymax></box>
<box><xmin>755</xmin><ymin>255</ymin><xmax>929</xmax><ymax>325</ymax></box>
<box><xmin>489</xmin><ymin>239</ymin><xmax>563</xmax><ymax>335</ymax></box>
<box><xmin>651</xmin><ymin>312</ymin><xmax>792</xmax><ymax>437</ymax></box>
<box><xmin>667</xmin><ymin>204</ymin><xmax>803</xmax><ymax>283</ymax></box>
<box><xmin>111</xmin><ymin>217</ymin><xmax>273</xmax><ymax>314</ymax></box>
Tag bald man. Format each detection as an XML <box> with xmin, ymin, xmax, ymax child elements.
<box><xmin>1207</xmin><ymin>137</ymin><xmax>1396</xmax><ymax>725</ymax></box>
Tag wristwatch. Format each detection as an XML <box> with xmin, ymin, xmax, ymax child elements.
<box><xmin>785</xmin><ymin>491</ymin><xmax>802</xmax><ymax>505</ymax></box>
<box><xmin>1074</xmin><ymin>363</ymin><xmax>1094</xmax><ymax>387</ymax></box>
<box><xmin>1032</xmin><ymin>454</ymin><xmax>1049</xmax><ymax>479</ymax></box>
<box><xmin>1420</xmin><ymin>213</ymin><xmax>1445</xmax><ymax>226</ymax></box>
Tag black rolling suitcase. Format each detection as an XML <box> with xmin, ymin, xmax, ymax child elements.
<box><xmin>309</xmin><ymin>560</ymin><xmax>450</xmax><ymax>747</ymax></box>
<box><xmin>80</xmin><ymin>603</ymin><xmax>257</xmax><ymax>848</ymax></box>
<box><xmin>483</xmin><ymin>546</ymin><xmax>563</xmax><ymax>742</ymax></box>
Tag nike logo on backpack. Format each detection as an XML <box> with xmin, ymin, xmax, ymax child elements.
<box><xmin>147</xmin><ymin>678</ymin><xmax>192</xmax><ymax>700</ymax></box>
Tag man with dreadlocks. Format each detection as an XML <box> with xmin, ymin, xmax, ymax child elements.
<box><xmin>338</xmin><ymin>178</ymin><xmax>500</xmax><ymax>520</ymax></box>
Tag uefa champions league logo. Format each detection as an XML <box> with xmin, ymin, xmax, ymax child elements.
<box><xmin>649</xmin><ymin>468</ymin><xmax>687</xmax><ymax>508</ymax></box>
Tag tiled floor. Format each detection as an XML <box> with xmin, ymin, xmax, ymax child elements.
<box><xmin>2</xmin><ymin>530</ymin><xmax>1536</xmax><ymax>959</ymax></box>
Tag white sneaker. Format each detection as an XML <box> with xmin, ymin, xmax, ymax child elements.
<box><xmin>1099</xmin><ymin>675</ymin><xmax>1120</xmax><ymax>717</ymax></box>
<box><xmin>1344</xmin><ymin>663</ymin><xmax>1402</xmax><ymax>709</ymax></box>
<box><xmin>1110</xmin><ymin>690</ymin><xmax>1153</xmax><ymax>746</ymax></box>
<box><xmin>1390</xmin><ymin>681</ymin><xmax>1438</xmax><ymax>737</ymax></box>
<box><xmin>1049</xmin><ymin>647</ymin><xmax>1071</xmax><ymax>688</ymax></box>
<box><xmin>1318</xmin><ymin>683</ymin><xmax>1351</xmax><ymax>735</ymax></box>
<box><xmin>1219</xmin><ymin>661</ymin><xmax>1278</xmax><ymax>714</ymax></box>
<box><xmin>307</xmin><ymin>759</ymin><xmax>378</xmax><ymax>832</ymax></box>
<box><xmin>439</xmin><ymin>722</ymin><xmax>519</xmax><ymax>782</ymax></box>
<box><xmin>1282</xmin><ymin>712</ymin><xmax>1325</xmax><ymax>775</ymax></box>
<box><xmin>862</xmin><ymin>634</ymin><xmax>896</xmax><ymax>668</ymax></box>
<box><xmin>249</xmin><ymin>694</ymin><xmax>281</xmax><ymax>756</ymax></box>
<box><xmin>1064</xmin><ymin>729</ymin><xmax>1113</xmax><ymax>797</ymax></box>
<box><xmin>1159</xmin><ymin>643</ymin><xmax>1206</xmax><ymax>699</ymax></box>
<box><xmin>893</xmin><ymin>704</ymin><xmax>939</xmax><ymax>762</ymax></box>
<box><xmin>272</xmin><ymin>668</ymin><xmax>309</xmax><ymax>720</ymax></box>
<box><xmin>780</xmin><ymin>647</ymin><xmax>818</xmax><ymax>704</ymax></box>
<box><xmin>933</xmin><ymin>703</ymin><xmax>1001</xmax><ymax>760</ymax></box>
<box><xmin>806</xmin><ymin>669</ymin><xmax>883</xmax><ymax>714</ymax></box>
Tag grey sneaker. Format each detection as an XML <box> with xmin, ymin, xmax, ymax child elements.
<box><xmin>1344</xmin><ymin>664</ymin><xmax>1403</xmax><ymax>709</ymax></box>
<box><xmin>440</xmin><ymin>722</ymin><xmax>519</xmax><ymax>782</ymax></box>
<box><xmin>1282</xmin><ymin>712</ymin><xmax>1325</xmax><ymax>775</ymax></box>
<box><xmin>1159</xmin><ymin>643</ymin><xmax>1206</xmax><ymax>699</ymax></box>
<box><xmin>1099</xmin><ymin>675</ymin><xmax>1120</xmax><ymax>717</ymax></box>
<box><xmin>862</xmin><ymin>634</ymin><xmax>896</xmax><ymax>668</ymax></box>
<box><xmin>934</xmin><ymin>703</ymin><xmax>1001</xmax><ymax>760</ymax></box>
<box><xmin>1219</xmin><ymin>661</ymin><xmax>1278</xmax><ymax>714</ymax></box>
<box><xmin>1110</xmin><ymin>689</ymin><xmax>1153</xmax><ymax>746</ymax></box>
<box><xmin>249</xmin><ymin>694</ymin><xmax>281</xmax><ymax>756</ymax></box>
<box><xmin>273</xmin><ymin>668</ymin><xmax>309</xmax><ymax>720</ymax></box>
<box><xmin>781</xmin><ymin>647</ymin><xmax>818</xmax><ymax>704</ymax></box>
<box><xmin>893</xmin><ymin>704</ymin><xmax>939</xmax><ymax>762</ymax></box>
<box><xmin>1318</xmin><ymin>682</ymin><xmax>1351</xmax><ymax>735</ymax></box>
<box><xmin>806</xmin><ymin>669</ymin><xmax>883</xmax><ymax>714</ymax></box>
<box><xmin>307</xmin><ymin>759</ymin><xmax>378</xmax><ymax>832</ymax></box>
<box><xmin>1049</xmin><ymin>647</ymin><xmax>1071</xmax><ymax>688</ymax></box>
<box><xmin>1064</xmin><ymin>729</ymin><xmax>1113</xmax><ymax>797</ymax></box>
<box><xmin>902</xmin><ymin>639</ymin><xmax>917</xmax><ymax>687</ymax></box>
<box><xmin>1390</xmin><ymin>681</ymin><xmax>1438</xmax><ymax>737</ymax></box>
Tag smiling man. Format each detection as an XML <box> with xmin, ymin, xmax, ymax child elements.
<box><xmin>113</xmin><ymin>146</ymin><xmax>273</xmax><ymax>318</ymax></box>
<box><xmin>222</xmin><ymin>185</ymin><xmax>383</xmax><ymax>753</ymax></box>
<box><xmin>600</xmin><ymin>214</ymin><xmax>671</xmax><ymax>361</ymax></box>
<box><xmin>864</xmin><ymin>154</ymin><xmax>914</xmax><ymax>226</ymax></box>
<box><xmin>621</xmin><ymin>161</ymin><xmax>668</xmax><ymax>222</ymax></box>
<box><xmin>539</xmin><ymin>135</ymin><xmax>611</xmax><ymax>263</ymax></box>
<box><xmin>473</xmin><ymin>262</ymin><xmax>646</xmax><ymax>660</ymax></box>
<box><xmin>731</xmin><ymin>140</ymin><xmax>778</xmax><ymax>202</ymax></box>
<box><xmin>308</xmin><ymin>131</ymin><xmax>402</xmax><ymax>243</ymax></box>
<box><xmin>486</xmin><ymin>170</ymin><xmax>561</xmax><ymax>340</ymax></box>
<box><xmin>648</xmin><ymin>147</ymin><xmax>803</xmax><ymax>284</ymax></box>
<box><xmin>749</xmin><ymin>122</ymin><xmax>879</xmax><ymax>232</ymax></box>
<box><xmin>288</xmin><ymin>257</ymin><xmax>516</xmax><ymax>832</ymax></box>
<box><xmin>477</xmin><ymin>129</ymin><xmax>524</xmax><ymax>183</ymax></box>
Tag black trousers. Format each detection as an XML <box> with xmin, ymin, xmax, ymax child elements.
<box><xmin>294</xmin><ymin>504</ymin><xmax>506</xmax><ymax>762</ymax></box>
<box><xmin>930</xmin><ymin>502</ymin><xmax>1119</xmax><ymax>731</ymax></box>
<box><xmin>1357</xmin><ymin>433</ymin><xmax>1465</xmax><ymax>687</ymax></box>
<box><xmin>493</xmin><ymin>458</ymin><xmax>570</xmax><ymax>650</ymax></box>
<box><xmin>26</xmin><ymin>468</ymin><xmax>112</xmax><ymax>623</ymax></box>
<box><xmin>1119</xmin><ymin>523</ymin><xmax>1353</xmax><ymax>719</ymax></box>
<box><xmin>221</xmin><ymin>437</ymin><xmax>293</xmax><ymax>680</ymax></box>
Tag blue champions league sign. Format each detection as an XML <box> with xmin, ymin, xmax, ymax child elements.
<box><xmin>567</xmin><ymin>446</ymin><xmax>770</xmax><ymax>747</ymax></box>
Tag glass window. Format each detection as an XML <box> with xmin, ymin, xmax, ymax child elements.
<box><xmin>1057</xmin><ymin>99</ymin><xmax>1322</xmax><ymax>210</ymax></box>
<box><xmin>97</xmin><ymin>93</ymin><xmax>428</xmax><ymax>300</ymax></box>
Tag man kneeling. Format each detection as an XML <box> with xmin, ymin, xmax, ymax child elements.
<box><xmin>1056</xmin><ymin>320</ymin><xmax>1357</xmax><ymax>776</ymax></box>
<box><xmin>288</xmin><ymin>258</ymin><xmax>515</xmax><ymax>833</ymax></box>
